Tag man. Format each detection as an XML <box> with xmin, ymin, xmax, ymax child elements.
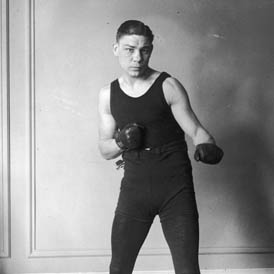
<box><xmin>98</xmin><ymin>20</ymin><xmax>223</xmax><ymax>274</ymax></box>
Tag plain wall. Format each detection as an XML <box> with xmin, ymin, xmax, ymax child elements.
<box><xmin>1</xmin><ymin>0</ymin><xmax>274</xmax><ymax>273</ymax></box>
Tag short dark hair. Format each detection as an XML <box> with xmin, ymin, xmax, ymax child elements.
<box><xmin>116</xmin><ymin>20</ymin><xmax>154</xmax><ymax>43</ymax></box>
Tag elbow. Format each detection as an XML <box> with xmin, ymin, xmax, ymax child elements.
<box><xmin>102</xmin><ymin>153</ymin><xmax>115</xmax><ymax>160</ymax></box>
<box><xmin>98</xmin><ymin>140</ymin><xmax>122</xmax><ymax>160</ymax></box>
<box><xmin>99</xmin><ymin>147</ymin><xmax>112</xmax><ymax>160</ymax></box>
<box><xmin>98</xmin><ymin>146</ymin><xmax>118</xmax><ymax>160</ymax></box>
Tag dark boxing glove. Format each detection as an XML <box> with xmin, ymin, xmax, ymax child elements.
<box><xmin>114</xmin><ymin>123</ymin><xmax>144</xmax><ymax>150</ymax></box>
<box><xmin>194</xmin><ymin>143</ymin><xmax>224</xmax><ymax>165</ymax></box>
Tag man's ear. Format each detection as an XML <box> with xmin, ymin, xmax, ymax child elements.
<box><xmin>150</xmin><ymin>44</ymin><xmax>154</xmax><ymax>54</ymax></box>
<box><xmin>112</xmin><ymin>42</ymin><xmax>119</xmax><ymax>56</ymax></box>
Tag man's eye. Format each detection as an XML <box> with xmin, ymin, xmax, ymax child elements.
<box><xmin>141</xmin><ymin>48</ymin><xmax>150</xmax><ymax>54</ymax></box>
<box><xmin>125</xmin><ymin>48</ymin><xmax>134</xmax><ymax>53</ymax></box>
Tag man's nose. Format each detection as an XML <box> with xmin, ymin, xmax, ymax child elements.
<box><xmin>133</xmin><ymin>50</ymin><xmax>142</xmax><ymax>62</ymax></box>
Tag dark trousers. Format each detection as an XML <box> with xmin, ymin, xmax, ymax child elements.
<box><xmin>110</xmin><ymin>141</ymin><xmax>200</xmax><ymax>274</ymax></box>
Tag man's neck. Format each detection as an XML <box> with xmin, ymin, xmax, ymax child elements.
<box><xmin>121</xmin><ymin>67</ymin><xmax>155</xmax><ymax>86</ymax></box>
<box><xmin>118</xmin><ymin>68</ymin><xmax>160</xmax><ymax>97</ymax></box>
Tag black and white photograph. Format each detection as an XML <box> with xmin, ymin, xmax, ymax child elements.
<box><xmin>1</xmin><ymin>1</ymin><xmax>274</xmax><ymax>274</ymax></box>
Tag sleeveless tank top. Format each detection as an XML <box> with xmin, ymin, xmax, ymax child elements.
<box><xmin>110</xmin><ymin>72</ymin><xmax>186</xmax><ymax>148</ymax></box>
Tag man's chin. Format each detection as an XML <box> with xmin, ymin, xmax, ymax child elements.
<box><xmin>129</xmin><ymin>71</ymin><xmax>141</xmax><ymax>77</ymax></box>
<box><xmin>128</xmin><ymin>68</ymin><xmax>146</xmax><ymax>77</ymax></box>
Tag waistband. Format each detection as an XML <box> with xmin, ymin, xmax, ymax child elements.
<box><xmin>141</xmin><ymin>139</ymin><xmax>188</xmax><ymax>154</ymax></box>
<box><xmin>115</xmin><ymin>139</ymin><xmax>188</xmax><ymax>169</ymax></box>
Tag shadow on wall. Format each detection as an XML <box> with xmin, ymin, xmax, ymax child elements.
<box><xmin>188</xmin><ymin>1</ymin><xmax>274</xmax><ymax>256</ymax></box>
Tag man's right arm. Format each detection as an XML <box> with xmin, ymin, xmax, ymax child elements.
<box><xmin>98</xmin><ymin>86</ymin><xmax>123</xmax><ymax>160</ymax></box>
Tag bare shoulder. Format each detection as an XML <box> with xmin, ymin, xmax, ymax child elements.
<box><xmin>99</xmin><ymin>84</ymin><xmax>111</xmax><ymax>100</ymax></box>
<box><xmin>162</xmin><ymin>76</ymin><xmax>188</xmax><ymax>105</ymax></box>
<box><xmin>98</xmin><ymin>84</ymin><xmax>111</xmax><ymax>113</ymax></box>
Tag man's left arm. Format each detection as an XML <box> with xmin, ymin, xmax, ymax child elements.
<box><xmin>163</xmin><ymin>77</ymin><xmax>223</xmax><ymax>164</ymax></box>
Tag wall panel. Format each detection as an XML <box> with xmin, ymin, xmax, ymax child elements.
<box><xmin>0</xmin><ymin>0</ymin><xmax>10</xmax><ymax>259</ymax></box>
<box><xmin>28</xmin><ymin>0</ymin><xmax>274</xmax><ymax>261</ymax></box>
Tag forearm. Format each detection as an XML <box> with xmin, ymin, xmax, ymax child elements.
<box><xmin>99</xmin><ymin>138</ymin><xmax>123</xmax><ymax>160</ymax></box>
<box><xmin>192</xmin><ymin>127</ymin><xmax>215</xmax><ymax>146</ymax></box>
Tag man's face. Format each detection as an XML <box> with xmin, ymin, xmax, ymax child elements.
<box><xmin>113</xmin><ymin>34</ymin><xmax>153</xmax><ymax>77</ymax></box>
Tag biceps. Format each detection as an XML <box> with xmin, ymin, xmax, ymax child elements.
<box><xmin>99</xmin><ymin>112</ymin><xmax>117</xmax><ymax>140</ymax></box>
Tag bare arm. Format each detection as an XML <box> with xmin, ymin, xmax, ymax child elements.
<box><xmin>163</xmin><ymin>77</ymin><xmax>215</xmax><ymax>146</ymax></box>
<box><xmin>98</xmin><ymin>86</ymin><xmax>123</xmax><ymax>160</ymax></box>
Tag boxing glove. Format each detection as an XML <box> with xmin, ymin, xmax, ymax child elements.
<box><xmin>114</xmin><ymin>123</ymin><xmax>144</xmax><ymax>150</ymax></box>
<box><xmin>194</xmin><ymin>143</ymin><xmax>224</xmax><ymax>165</ymax></box>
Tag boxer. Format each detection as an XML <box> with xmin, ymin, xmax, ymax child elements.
<box><xmin>98</xmin><ymin>20</ymin><xmax>223</xmax><ymax>274</ymax></box>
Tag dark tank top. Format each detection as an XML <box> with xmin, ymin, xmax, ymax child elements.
<box><xmin>110</xmin><ymin>72</ymin><xmax>186</xmax><ymax>148</ymax></box>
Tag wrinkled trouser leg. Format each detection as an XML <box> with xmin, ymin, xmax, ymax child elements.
<box><xmin>160</xmin><ymin>191</ymin><xmax>200</xmax><ymax>274</ymax></box>
<box><xmin>109</xmin><ymin>213</ymin><xmax>152</xmax><ymax>274</ymax></box>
